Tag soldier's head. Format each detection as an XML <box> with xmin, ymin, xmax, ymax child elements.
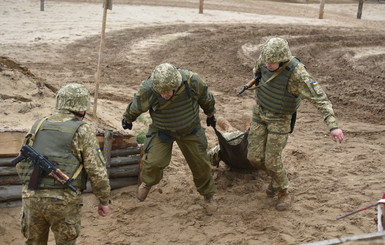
<box><xmin>56</xmin><ymin>83</ymin><xmax>90</xmax><ymax>118</ymax></box>
<box><xmin>151</xmin><ymin>63</ymin><xmax>182</xmax><ymax>98</ymax></box>
<box><xmin>261</xmin><ymin>37</ymin><xmax>292</xmax><ymax>64</ymax></box>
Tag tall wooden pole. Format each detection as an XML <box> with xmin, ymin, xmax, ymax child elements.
<box><xmin>357</xmin><ymin>0</ymin><xmax>364</xmax><ymax>19</ymax></box>
<box><xmin>93</xmin><ymin>0</ymin><xmax>111</xmax><ymax>119</ymax></box>
<box><xmin>199</xmin><ymin>0</ymin><xmax>204</xmax><ymax>14</ymax></box>
<box><xmin>40</xmin><ymin>0</ymin><xmax>44</xmax><ymax>11</ymax></box>
<box><xmin>319</xmin><ymin>0</ymin><xmax>325</xmax><ymax>19</ymax></box>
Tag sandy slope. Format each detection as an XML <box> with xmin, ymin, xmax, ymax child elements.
<box><xmin>1</xmin><ymin>0</ymin><xmax>385</xmax><ymax>244</ymax></box>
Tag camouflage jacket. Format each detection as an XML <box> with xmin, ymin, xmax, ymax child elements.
<box><xmin>253</xmin><ymin>56</ymin><xmax>339</xmax><ymax>131</ymax></box>
<box><xmin>21</xmin><ymin>111</ymin><xmax>111</xmax><ymax>205</ymax></box>
<box><xmin>123</xmin><ymin>69</ymin><xmax>216</xmax><ymax>124</ymax></box>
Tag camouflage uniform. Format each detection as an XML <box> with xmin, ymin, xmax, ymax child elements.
<box><xmin>16</xmin><ymin>84</ymin><xmax>110</xmax><ymax>245</ymax></box>
<box><xmin>123</xmin><ymin>63</ymin><xmax>216</xmax><ymax>198</ymax></box>
<box><xmin>248</xmin><ymin>37</ymin><xmax>339</xmax><ymax>192</ymax></box>
<box><xmin>207</xmin><ymin>130</ymin><xmax>243</xmax><ymax>166</ymax></box>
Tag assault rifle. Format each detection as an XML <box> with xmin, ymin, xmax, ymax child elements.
<box><xmin>237</xmin><ymin>73</ymin><xmax>262</xmax><ymax>96</ymax></box>
<box><xmin>12</xmin><ymin>145</ymin><xmax>78</xmax><ymax>193</ymax></box>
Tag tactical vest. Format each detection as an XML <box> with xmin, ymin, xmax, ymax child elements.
<box><xmin>150</xmin><ymin>69</ymin><xmax>200</xmax><ymax>135</ymax></box>
<box><xmin>17</xmin><ymin>119</ymin><xmax>87</xmax><ymax>190</ymax></box>
<box><xmin>257</xmin><ymin>58</ymin><xmax>301</xmax><ymax>114</ymax></box>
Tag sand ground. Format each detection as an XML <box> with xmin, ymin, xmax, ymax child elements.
<box><xmin>1</xmin><ymin>0</ymin><xmax>385</xmax><ymax>244</ymax></box>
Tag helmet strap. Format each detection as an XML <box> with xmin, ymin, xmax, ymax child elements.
<box><xmin>71</xmin><ymin>111</ymin><xmax>86</xmax><ymax>120</ymax></box>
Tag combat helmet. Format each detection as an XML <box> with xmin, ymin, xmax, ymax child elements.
<box><xmin>151</xmin><ymin>63</ymin><xmax>182</xmax><ymax>94</ymax></box>
<box><xmin>261</xmin><ymin>37</ymin><xmax>292</xmax><ymax>63</ymax></box>
<box><xmin>56</xmin><ymin>83</ymin><xmax>91</xmax><ymax>111</ymax></box>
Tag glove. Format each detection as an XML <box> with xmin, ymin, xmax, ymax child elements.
<box><xmin>206</xmin><ymin>115</ymin><xmax>216</xmax><ymax>128</ymax></box>
<box><xmin>122</xmin><ymin>119</ymin><xmax>133</xmax><ymax>130</ymax></box>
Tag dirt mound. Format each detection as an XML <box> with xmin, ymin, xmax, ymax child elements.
<box><xmin>1</xmin><ymin>0</ymin><xmax>385</xmax><ymax>244</ymax></box>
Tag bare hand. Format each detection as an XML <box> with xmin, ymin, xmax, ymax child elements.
<box><xmin>98</xmin><ymin>204</ymin><xmax>110</xmax><ymax>217</ymax></box>
<box><xmin>330</xmin><ymin>128</ymin><xmax>344</xmax><ymax>143</ymax></box>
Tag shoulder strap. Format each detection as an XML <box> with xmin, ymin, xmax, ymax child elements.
<box><xmin>157</xmin><ymin>71</ymin><xmax>193</xmax><ymax>110</ymax></box>
<box><xmin>24</xmin><ymin>117</ymin><xmax>48</xmax><ymax>145</ymax></box>
<box><xmin>250</xmin><ymin>56</ymin><xmax>296</xmax><ymax>91</ymax></box>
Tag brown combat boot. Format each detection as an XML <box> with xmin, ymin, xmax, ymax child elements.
<box><xmin>266</xmin><ymin>182</ymin><xmax>278</xmax><ymax>198</ymax></box>
<box><xmin>204</xmin><ymin>196</ymin><xmax>217</xmax><ymax>216</ymax></box>
<box><xmin>136</xmin><ymin>182</ymin><xmax>151</xmax><ymax>202</ymax></box>
<box><xmin>276</xmin><ymin>189</ymin><xmax>292</xmax><ymax>211</ymax></box>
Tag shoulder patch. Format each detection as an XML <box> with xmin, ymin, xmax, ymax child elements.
<box><xmin>310</xmin><ymin>81</ymin><xmax>323</xmax><ymax>96</ymax></box>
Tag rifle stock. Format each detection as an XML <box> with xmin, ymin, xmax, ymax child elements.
<box><xmin>237</xmin><ymin>73</ymin><xmax>262</xmax><ymax>96</ymax></box>
<box><xmin>13</xmin><ymin>145</ymin><xmax>78</xmax><ymax>193</ymax></box>
<box><xmin>237</xmin><ymin>78</ymin><xmax>256</xmax><ymax>96</ymax></box>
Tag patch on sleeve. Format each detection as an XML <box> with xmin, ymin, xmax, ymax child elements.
<box><xmin>93</xmin><ymin>148</ymin><xmax>106</xmax><ymax>166</ymax></box>
<box><xmin>310</xmin><ymin>81</ymin><xmax>323</xmax><ymax>96</ymax></box>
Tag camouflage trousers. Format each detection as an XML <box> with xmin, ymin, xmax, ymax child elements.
<box><xmin>21</xmin><ymin>197</ymin><xmax>81</xmax><ymax>245</ymax></box>
<box><xmin>141</xmin><ymin>127</ymin><xmax>216</xmax><ymax>198</ymax></box>
<box><xmin>247</xmin><ymin>104</ymin><xmax>292</xmax><ymax>190</ymax></box>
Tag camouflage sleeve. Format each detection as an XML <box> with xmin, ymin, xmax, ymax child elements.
<box><xmin>252</xmin><ymin>55</ymin><xmax>264</xmax><ymax>76</ymax></box>
<box><xmin>288</xmin><ymin>63</ymin><xmax>339</xmax><ymax>130</ymax></box>
<box><xmin>191</xmin><ymin>73</ymin><xmax>216</xmax><ymax>115</ymax></box>
<box><xmin>73</xmin><ymin>124</ymin><xmax>111</xmax><ymax>205</ymax></box>
<box><xmin>123</xmin><ymin>79</ymin><xmax>154</xmax><ymax>122</ymax></box>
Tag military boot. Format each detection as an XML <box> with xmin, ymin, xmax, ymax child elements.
<box><xmin>204</xmin><ymin>196</ymin><xmax>217</xmax><ymax>216</ymax></box>
<box><xmin>276</xmin><ymin>189</ymin><xmax>292</xmax><ymax>211</ymax></box>
<box><xmin>136</xmin><ymin>182</ymin><xmax>151</xmax><ymax>202</ymax></box>
<box><xmin>266</xmin><ymin>182</ymin><xmax>278</xmax><ymax>198</ymax></box>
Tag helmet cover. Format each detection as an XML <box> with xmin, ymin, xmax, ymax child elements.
<box><xmin>261</xmin><ymin>37</ymin><xmax>292</xmax><ymax>63</ymax></box>
<box><xmin>56</xmin><ymin>83</ymin><xmax>90</xmax><ymax>111</ymax></box>
<box><xmin>151</xmin><ymin>63</ymin><xmax>182</xmax><ymax>94</ymax></box>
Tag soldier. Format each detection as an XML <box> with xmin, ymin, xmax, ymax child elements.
<box><xmin>247</xmin><ymin>37</ymin><xmax>344</xmax><ymax>211</ymax></box>
<box><xmin>16</xmin><ymin>83</ymin><xmax>111</xmax><ymax>244</ymax></box>
<box><xmin>122</xmin><ymin>63</ymin><xmax>217</xmax><ymax>215</ymax></box>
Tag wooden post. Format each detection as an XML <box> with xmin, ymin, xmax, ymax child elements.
<box><xmin>319</xmin><ymin>0</ymin><xmax>325</xmax><ymax>19</ymax></box>
<box><xmin>377</xmin><ymin>194</ymin><xmax>385</xmax><ymax>232</ymax></box>
<box><xmin>357</xmin><ymin>0</ymin><xmax>364</xmax><ymax>19</ymax></box>
<box><xmin>103</xmin><ymin>129</ymin><xmax>113</xmax><ymax>175</ymax></box>
<box><xmin>199</xmin><ymin>0</ymin><xmax>204</xmax><ymax>14</ymax></box>
<box><xmin>93</xmin><ymin>0</ymin><xmax>111</xmax><ymax>120</ymax></box>
<box><xmin>40</xmin><ymin>0</ymin><xmax>44</xmax><ymax>11</ymax></box>
<box><xmin>378</xmin><ymin>204</ymin><xmax>384</xmax><ymax>231</ymax></box>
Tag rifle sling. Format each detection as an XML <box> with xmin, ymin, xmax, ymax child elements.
<box><xmin>24</xmin><ymin>117</ymin><xmax>48</xmax><ymax>145</ymax></box>
<box><xmin>71</xmin><ymin>164</ymin><xmax>83</xmax><ymax>181</ymax></box>
<box><xmin>249</xmin><ymin>56</ymin><xmax>295</xmax><ymax>91</ymax></box>
<box><xmin>157</xmin><ymin>72</ymin><xmax>193</xmax><ymax>110</ymax></box>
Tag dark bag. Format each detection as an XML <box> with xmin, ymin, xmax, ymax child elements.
<box><xmin>214</xmin><ymin>127</ymin><xmax>255</xmax><ymax>170</ymax></box>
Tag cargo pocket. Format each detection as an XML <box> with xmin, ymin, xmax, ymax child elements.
<box><xmin>195</xmin><ymin>128</ymin><xmax>208</xmax><ymax>152</ymax></box>
<box><xmin>21</xmin><ymin>209</ymin><xmax>28</xmax><ymax>239</ymax></box>
<box><xmin>144</xmin><ymin>131</ymin><xmax>157</xmax><ymax>154</ymax></box>
<box><xmin>57</xmin><ymin>208</ymin><xmax>81</xmax><ymax>242</ymax></box>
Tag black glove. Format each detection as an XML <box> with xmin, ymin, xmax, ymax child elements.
<box><xmin>206</xmin><ymin>115</ymin><xmax>216</xmax><ymax>128</ymax></box>
<box><xmin>122</xmin><ymin>119</ymin><xmax>133</xmax><ymax>130</ymax></box>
